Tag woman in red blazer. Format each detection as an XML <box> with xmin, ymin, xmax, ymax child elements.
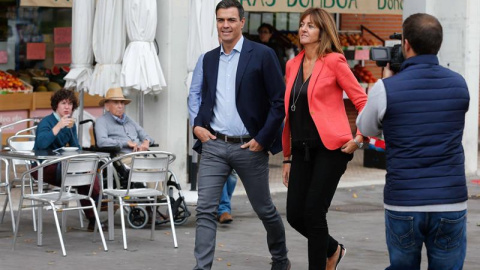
<box><xmin>282</xmin><ymin>8</ymin><xmax>367</xmax><ymax>270</ymax></box>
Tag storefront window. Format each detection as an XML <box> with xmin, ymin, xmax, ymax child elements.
<box><xmin>0</xmin><ymin>1</ymin><xmax>72</xmax><ymax>92</ymax></box>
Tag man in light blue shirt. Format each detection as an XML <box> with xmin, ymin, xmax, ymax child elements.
<box><xmin>188</xmin><ymin>54</ymin><xmax>238</xmax><ymax>224</ymax></box>
<box><xmin>192</xmin><ymin>1</ymin><xmax>288</xmax><ymax>269</ymax></box>
<box><xmin>209</xmin><ymin>36</ymin><xmax>248</xmax><ymax>136</ymax></box>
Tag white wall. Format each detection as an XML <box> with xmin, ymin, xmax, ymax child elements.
<box><xmin>127</xmin><ymin>0</ymin><xmax>190</xmax><ymax>185</ymax></box>
<box><xmin>404</xmin><ymin>0</ymin><xmax>480</xmax><ymax>176</ymax></box>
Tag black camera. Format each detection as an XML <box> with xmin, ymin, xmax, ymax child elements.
<box><xmin>370</xmin><ymin>33</ymin><xmax>404</xmax><ymax>73</ymax></box>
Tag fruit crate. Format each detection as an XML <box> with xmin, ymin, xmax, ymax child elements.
<box><xmin>339</xmin><ymin>25</ymin><xmax>384</xmax><ymax>47</ymax></box>
<box><xmin>4</xmin><ymin>79</ymin><xmax>33</xmax><ymax>93</ymax></box>
<box><xmin>0</xmin><ymin>70</ymin><xmax>33</xmax><ymax>94</ymax></box>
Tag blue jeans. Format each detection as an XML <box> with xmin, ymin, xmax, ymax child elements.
<box><xmin>385</xmin><ymin>209</ymin><xmax>467</xmax><ymax>270</ymax></box>
<box><xmin>217</xmin><ymin>171</ymin><xmax>238</xmax><ymax>215</ymax></box>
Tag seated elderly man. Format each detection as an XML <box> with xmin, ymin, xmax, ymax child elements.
<box><xmin>96</xmin><ymin>87</ymin><xmax>162</xmax><ymax>224</ymax></box>
<box><xmin>95</xmin><ymin>87</ymin><xmax>154</xmax><ymax>151</ymax></box>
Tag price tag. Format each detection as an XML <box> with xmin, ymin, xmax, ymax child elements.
<box><xmin>54</xmin><ymin>47</ymin><xmax>71</xmax><ymax>64</ymax></box>
<box><xmin>0</xmin><ymin>50</ymin><xmax>7</xmax><ymax>64</ymax></box>
<box><xmin>26</xmin><ymin>43</ymin><xmax>46</xmax><ymax>60</ymax></box>
<box><xmin>54</xmin><ymin>27</ymin><xmax>72</xmax><ymax>44</ymax></box>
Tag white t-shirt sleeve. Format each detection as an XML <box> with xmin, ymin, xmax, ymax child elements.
<box><xmin>356</xmin><ymin>79</ymin><xmax>387</xmax><ymax>137</ymax></box>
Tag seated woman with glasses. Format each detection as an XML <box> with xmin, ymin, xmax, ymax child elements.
<box><xmin>32</xmin><ymin>89</ymin><xmax>102</xmax><ymax>231</ymax></box>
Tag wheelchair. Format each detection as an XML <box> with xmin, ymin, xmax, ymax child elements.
<box><xmin>125</xmin><ymin>170</ymin><xmax>190</xmax><ymax>229</ymax></box>
<box><xmin>79</xmin><ymin>119</ymin><xmax>191</xmax><ymax>229</ymax></box>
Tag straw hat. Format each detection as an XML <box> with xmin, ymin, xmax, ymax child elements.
<box><xmin>99</xmin><ymin>87</ymin><xmax>132</xmax><ymax>106</ymax></box>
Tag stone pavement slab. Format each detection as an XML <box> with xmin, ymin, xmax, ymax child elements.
<box><xmin>1</xmin><ymin>180</ymin><xmax>479</xmax><ymax>270</ymax></box>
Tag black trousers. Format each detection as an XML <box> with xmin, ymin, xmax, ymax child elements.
<box><xmin>286</xmin><ymin>142</ymin><xmax>353</xmax><ymax>270</ymax></box>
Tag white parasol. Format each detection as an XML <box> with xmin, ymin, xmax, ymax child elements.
<box><xmin>120</xmin><ymin>0</ymin><xmax>166</xmax><ymax>126</ymax></box>
<box><xmin>89</xmin><ymin>0</ymin><xmax>125</xmax><ymax>96</ymax></box>
<box><xmin>186</xmin><ymin>0</ymin><xmax>220</xmax><ymax>89</ymax></box>
<box><xmin>121</xmin><ymin>0</ymin><xmax>166</xmax><ymax>94</ymax></box>
<box><xmin>63</xmin><ymin>0</ymin><xmax>95</xmax><ymax>145</ymax></box>
<box><xmin>64</xmin><ymin>0</ymin><xmax>94</xmax><ymax>92</ymax></box>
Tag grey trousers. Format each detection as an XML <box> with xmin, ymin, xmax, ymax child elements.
<box><xmin>193</xmin><ymin>139</ymin><xmax>288</xmax><ymax>270</ymax></box>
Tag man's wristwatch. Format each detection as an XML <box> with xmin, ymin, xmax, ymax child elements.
<box><xmin>353</xmin><ymin>138</ymin><xmax>364</xmax><ymax>149</ymax></box>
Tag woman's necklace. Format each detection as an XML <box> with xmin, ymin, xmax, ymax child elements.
<box><xmin>290</xmin><ymin>61</ymin><xmax>313</xmax><ymax>112</ymax></box>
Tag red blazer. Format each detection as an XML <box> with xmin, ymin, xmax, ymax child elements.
<box><xmin>282</xmin><ymin>51</ymin><xmax>368</xmax><ymax>157</ymax></box>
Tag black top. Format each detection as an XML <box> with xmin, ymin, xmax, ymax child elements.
<box><xmin>260</xmin><ymin>40</ymin><xmax>287</xmax><ymax>75</ymax></box>
<box><xmin>289</xmin><ymin>57</ymin><xmax>321</xmax><ymax>147</ymax></box>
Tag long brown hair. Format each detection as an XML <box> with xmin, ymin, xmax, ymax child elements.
<box><xmin>298</xmin><ymin>8</ymin><xmax>343</xmax><ymax>57</ymax></box>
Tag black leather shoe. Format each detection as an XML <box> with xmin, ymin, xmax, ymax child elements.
<box><xmin>271</xmin><ymin>259</ymin><xmax>291</xmax><ymax>270</ymax></box>
<box><xmin>147</xmin><ymin>214</ymin><xmax>169</xmax><ymax>225</ymax></box>
<box><xmin>88</xmin><ymin>219</ymin><xmax>107</xmax><ymax>232</ymax></box>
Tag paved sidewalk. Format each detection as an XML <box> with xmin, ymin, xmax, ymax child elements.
<box><xmin>183</xmin><ymin>149</ymin><xmax>388</xmax><ymax>204</ymax></box>
<box><xmin>1</xmin><ymin>180</ymin><xmax>479</xmax><ymax>269</ymax></box>
<box><xmin>1</xmin><ymin>148</ymin><xmax>479</xmax><ymax>269</ymax></box>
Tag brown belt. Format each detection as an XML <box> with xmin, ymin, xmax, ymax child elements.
<box><xmin>214</xmin><ymin>132</ymin><xmax>252</xmax><ymax>144</ymax></box>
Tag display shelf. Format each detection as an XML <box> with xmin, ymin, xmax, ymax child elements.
<box><xmin>340</xmin><ymin>25</ymin><xmax>384</xmax><ymax>60</ymax></box>
<box><xmin>0</xmin><ymin>92</ymin><xmax>33</xmax><ymax>110</ymax></box>
<box><xmin>0</xmin><ymin>92</ymin><xmax>103</xmax><ymax>111</ymax></box>
<box><xmin>31</xmin><ymin>92</ymin><xmax>52</xmax><ymax>110</ymax></box>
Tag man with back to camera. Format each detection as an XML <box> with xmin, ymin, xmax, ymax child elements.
<box><xmin>192</xmin><ymin>0</ymin><xmax>290</xmax><ymax>269</ymax></box>
<box><xmin>356</xmin><ymin>13</ymin><xmax>469</xmax><ymax>270</ymax></box>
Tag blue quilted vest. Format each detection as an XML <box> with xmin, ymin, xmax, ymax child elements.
<box><xmin>382</xmin><ymin>55</ymin><xmax>469</xmax><ymax>206</ymax></box>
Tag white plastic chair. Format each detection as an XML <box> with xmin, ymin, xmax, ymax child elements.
<box><xmin>0</xmin><ymin>118</ymin><xmax>40</xmax><ymax>231</ymax></box>
<box><xmin>12</xmin><ymin>154</ymin><xmax>108</xmax><ymax>257</ymax></box>
<box><xmin>6</xmin><ymin>134</ymin><xmax>86</xmax><ymax>231</ymax></box>
<box><xmin>0</xmin><ymin>118</ymin><xmax>40</xmax><ymax>188</ymax></box>
<box><xmin>7</xmin><ymin>134</ymin><xmax>36</xmax><ymax>180</ymax></box>
<box><xmin>97</xmin><ymin>151</ymin><xmax>177</xmax><ymax>250</ymax></box>
<box><xmin>15</xmin><ymin>125</ymin><xmax>37</xmax><ymax>136</ymax></box>
<box><xmin>0</xmin><ymin>118</ymin><xmax>40</xmax><ymax>149</ymax></box>
<box><xmin>0</xmin><ymin>158</ymin><xmax>15</xmax><ymax>232</ymax></box>
<box><xmin>0</xmin><ymin>135</ymin><xmax>37</xmax><ymax>232</ymax></box>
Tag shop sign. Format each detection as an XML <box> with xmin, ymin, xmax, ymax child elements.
<box><xmin>20</xmin><ymin>0</ymin><xmax>72</xmax><ymax>8</ymax></box>
<box><xmin>241</xmin><ymin>0</ymin><xmax>403</xmax><ymax>15</ymax></box>
<box><xmin>0</xmin><ymin>111</ymin><xmax>28</xmax><ymax>133</ymax></box>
